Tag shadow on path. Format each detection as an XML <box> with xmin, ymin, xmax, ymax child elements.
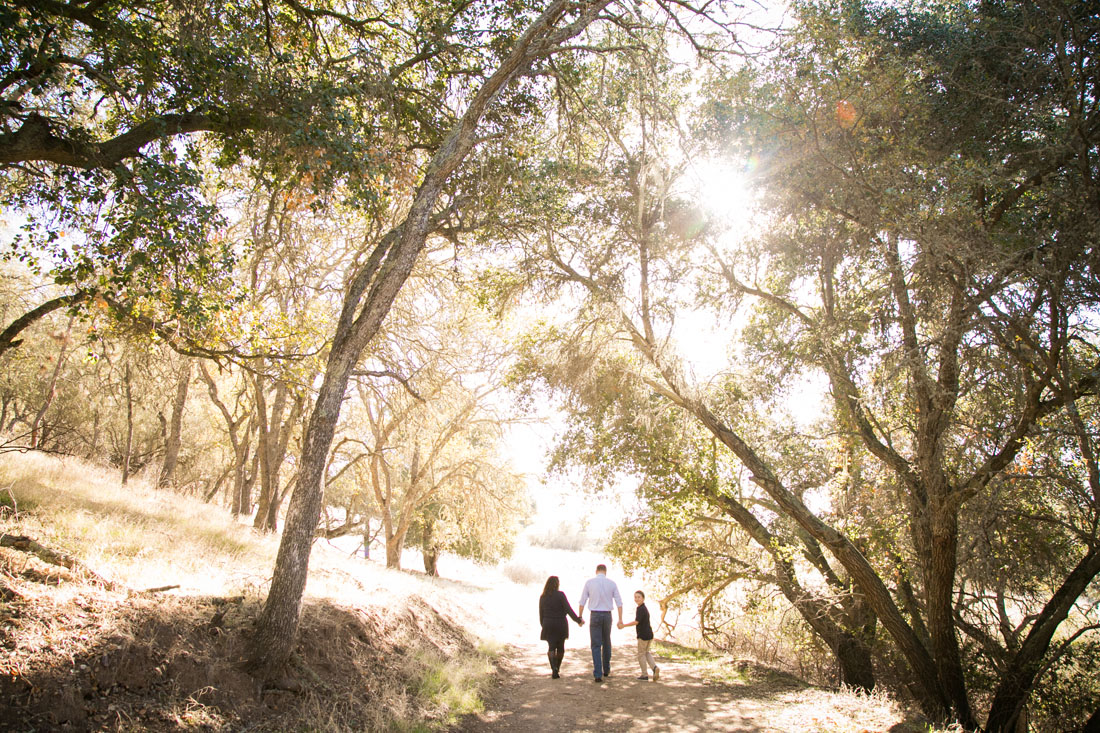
<box><xmin>452</xmin><ymin>640</ymin><xmax>784</xmax><ymax>733</ymax></box>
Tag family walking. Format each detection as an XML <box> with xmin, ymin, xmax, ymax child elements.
<box><xmin>539</xmin><ymin>564</ymin><xmax>660</xmax><ymax>682</ymax></box>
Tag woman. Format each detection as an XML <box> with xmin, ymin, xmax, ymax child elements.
<box><xmin>539</xmin><ymin>575</ymin><xmax>584</xmax><ymax>678</ymax></box>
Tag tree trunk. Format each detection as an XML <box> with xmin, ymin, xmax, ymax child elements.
<box><xmin>984</xmin><ymin>546</ymin><xmax>1100</xmax><ymax>732</ymax></box>
<box><xmin>121</xmin><ymin>364</ymin><xmax>134</xmax><ymax>485</ymax></box>
<box><xmin>835</xmin><ymin>633</ymin><xmax>875</xmax><ymax>690</ymax></box>
<box><xmin>917</xmin><ymin>493</ymin><xmax>975</xmax><ymax>728</ymax></box>
<box><xmin>241</xmin><ymin>439</ymin><xmax>259</xmax><ymax>516</ymax></box>
<box><xmin>708</xmin><ymin>488</ymin><xmax>877</xmax><ymax>691</ymax></box>
<box><xmin>247</xmin><ymin>344</ymin><xmax>360</xmax><ymax>669</ymax></box>
<box><xmin>266</xmin><ymin>398</ymin><xmax>304</xmax><ymax>526</ymax></box>
<box><xmin>29</xmin><ymin>316</ymin><xmax>73</xmax><ymax>449</ymax></box>
<box><xmin>87</xmin><ymin>411</ymin><xmax>100</xmax><ymax>459</ymax></box>
<box><xmin>421</xmin><ymin>517</ymin><xmax>439</xmax><ymax>576</ymax></box>
<box><xmin>386</xmin><ymin>532</ymin><xmax>404</xmax><ymax>569</ymax></box>
<box><xmin>252</xmin><ymin>378</ymin><xmax>276</xmax><ymax>530</ymax></box>
<box><xmin>246</xmin><ymin>0</ymin><xmax>614</xmax><ymax>675</ymax></box>
<box><xmin>253</xmin><ymin>379</ymin><xmax>300</xmax><ymax>532</ymax></box>
<box><xmin>158</xmin><ymin>360</ymin><xmax>191</xmax><ymax>488</ymax></box>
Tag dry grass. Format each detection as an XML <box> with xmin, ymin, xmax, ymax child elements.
<box><xmin>0</xmin><ymin>452</ymin><xmax>278</xmax><ymax>596</ymax></box>
<box><xmin>652</xmin><ymin>641</ymin><xmax>940</xmax><ymax>733</ymax></box>
<box><xmin>0</xmin><ymin>451</ymin><xmax>498</xmax><ymax>732</ymax></box>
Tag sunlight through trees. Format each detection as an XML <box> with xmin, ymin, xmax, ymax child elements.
<box><xmin>2</xmin><ymin>1</ymin><xmax>1097</xmax><ymax>730</ymax></box>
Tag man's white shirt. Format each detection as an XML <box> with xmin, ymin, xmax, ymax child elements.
<box><xmin>579</xmin><ymin>574</ymin><xmax>622</xmax><ymax>612</ymax></box>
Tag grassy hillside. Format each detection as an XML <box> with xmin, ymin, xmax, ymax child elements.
<box><xmin>0</xmin><ymin>452</ymin><xmax>496</xmax><ymax>732</ymax></box>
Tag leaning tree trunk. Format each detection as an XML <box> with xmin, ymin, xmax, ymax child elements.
<box><xmin>245</xmin><ymin>0</ymin><xmax>613</xmax><ymax>675</ymax></box>
<box><xmin>158</xmin><ymin>360</ymin><xmax>191</xmax><ymax>488</ymax></box>
<box><xmin>983</xmin><ymin>546</ymin><xmax>1100</xmax><ymax>732</ymax></box>
<box><xmin>708</xmin><ymin>488</ymin><xmax>876</xmax><ymax>690</ymax></box>
<box><xmin>247</xmin><ymin>342</ymin><xmax>361</xmax><ymax>669</ymax></box>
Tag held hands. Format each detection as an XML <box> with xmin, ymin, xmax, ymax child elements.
<box><xmin>579</xmin><ymin>618</ymin><xmax>585</xmax><ymax>627</ymax></box>
<box><xmin>617</xmin><ymin>621</ymin><xmax>624</xmax><ymax>629</ymax></box>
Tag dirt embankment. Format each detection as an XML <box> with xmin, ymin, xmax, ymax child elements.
<box><xmin>1</xmin><ymin>541</ymin><xmax>478</xmax><ymax>732</ymax></box>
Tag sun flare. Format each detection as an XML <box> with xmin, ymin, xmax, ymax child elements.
<box><xmin>686</xmin><ymin>158</ymin><xmax>756</xmax><ymax>224</ymax></box>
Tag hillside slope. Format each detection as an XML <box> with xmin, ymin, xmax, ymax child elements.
<box><xmin>0</xmin><ymin>452</ymin><xmax>496</xmax><ymax>732</ymax></box>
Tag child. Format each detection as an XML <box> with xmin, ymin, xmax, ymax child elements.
<box><xmin>619</xmin><ymin>590</ymin><xmax>660</xmax><ymax>681</ymax></box>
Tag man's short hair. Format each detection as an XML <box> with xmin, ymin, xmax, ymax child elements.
<box><xmin>596</xmin><ymin>563</ymin><xmax>607</xmax><ymax>573</ymax></box>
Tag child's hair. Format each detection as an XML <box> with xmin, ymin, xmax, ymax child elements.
<box><xmin>635</xmin><ymin>590</ymin><xmax>645</xmax><ymax>600</ymax></box>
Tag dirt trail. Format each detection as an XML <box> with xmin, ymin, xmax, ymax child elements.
<box><xmin>453</xmin><ymin>639</ymin><xmax>783</xmax><ymax>733</ymax></box>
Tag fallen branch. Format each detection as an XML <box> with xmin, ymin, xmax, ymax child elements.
<box><xmin>0</xmin><ymin>533</ymin><xmax>116</xmax><ymax>588</ymax></box>
<box><xmin>142</xmin><ymin>584</ymin><xmax>180</xmax><ymax>594</ymax></box>
<box><xmin>1</xmin><ymin>533</ymin><xmax>81</xmax><ymax>569</ymax></box>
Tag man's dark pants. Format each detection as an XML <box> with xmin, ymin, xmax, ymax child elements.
<box><xmin>589</xmin><ymin>610</ymin><xmax>613</xmax><ymax>678</ymax></box>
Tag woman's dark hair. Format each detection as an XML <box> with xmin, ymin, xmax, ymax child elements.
<box><xmin>542</xmin><ymin>575</ymin><xmax>560</xmax><ymax>596</ymax></box>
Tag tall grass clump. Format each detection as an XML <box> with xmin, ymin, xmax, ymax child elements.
<box><xmin>501</xmin><ymin>560</ymin><xmax>545</xmax><ymax>585</ymax></box>
<box><xmin>525</xmin><ymin>520</ymin><xmax>599</xmax><ymax>552</ymax></box>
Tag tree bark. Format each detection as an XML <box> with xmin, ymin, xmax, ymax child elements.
<box><xmin>0</xmin><ymin>292</ymin><xmax>87</xmax><ymax>358</ymax></box>
<box><xmin>984</xmin><ymin>546</ymin><xmax>1100</xmax><ymax>732</ymax></box>
<box><xmin>241</xmin><ymin>438</ymin><xmax>258</xmax><ymax>517</ymax></box>
<box><xmin>158</xmin><ymin>360</ymin><xmax>192</xmax><ymax>488</ymax></box>
<box><xmin>121</xmin><ymin>364</ymin><xmax>134</xmax><ymax>485</ymax></box>
<box><xmin>420</xmin><ymin>515</ymin><xmax>439</xmax><ymax>577</ymax></box>
<box><xmin>386</xmin><ymin>532</ymin><xmax>405</xmax><ymax>570</ymax></box>
<box><xmin>252</xmin><ymin>377</ymin><xmax>278</xmax><ymax>530</ymax></box>
<box><xmin>708</xmin><ymin>489</ymin><xmax>876</xmax><ymax>690</ymax></box>
<box><xmin>246</xmin><ymin>0</ymin><xmax>613</xmax><ymax>674</ymax></box>
<box><xmin>29</xmin><ymin>317</ymin><xmax>74</xmax><ymax>450</ymax></box>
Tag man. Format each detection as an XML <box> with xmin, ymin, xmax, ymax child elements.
<box><xmin>577</xmin><ymin>563</ymin><xmax>624</xmax><ymax>683</ymax></box>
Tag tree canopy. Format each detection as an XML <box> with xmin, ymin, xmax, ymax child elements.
<box><xmin>2</xmin><ymin>0</ymin><xmax>1097</xmax><ymax>729</ymax></box>
<box><xmin>502</xmin><ymin>0</ymin><xmax>1100</xmax><ymax>729</ymax></box>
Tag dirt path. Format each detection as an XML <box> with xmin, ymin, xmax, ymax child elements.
<box><xmin>452</xmin><ymin>639</ymin><xmax>784</xmax><ymax>733</ymax></box>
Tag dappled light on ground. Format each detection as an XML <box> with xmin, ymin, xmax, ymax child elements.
<box><xmin>452</xmin><ymin>640</ymin><xmax>921</xmax><ymax>733</ymax></box>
